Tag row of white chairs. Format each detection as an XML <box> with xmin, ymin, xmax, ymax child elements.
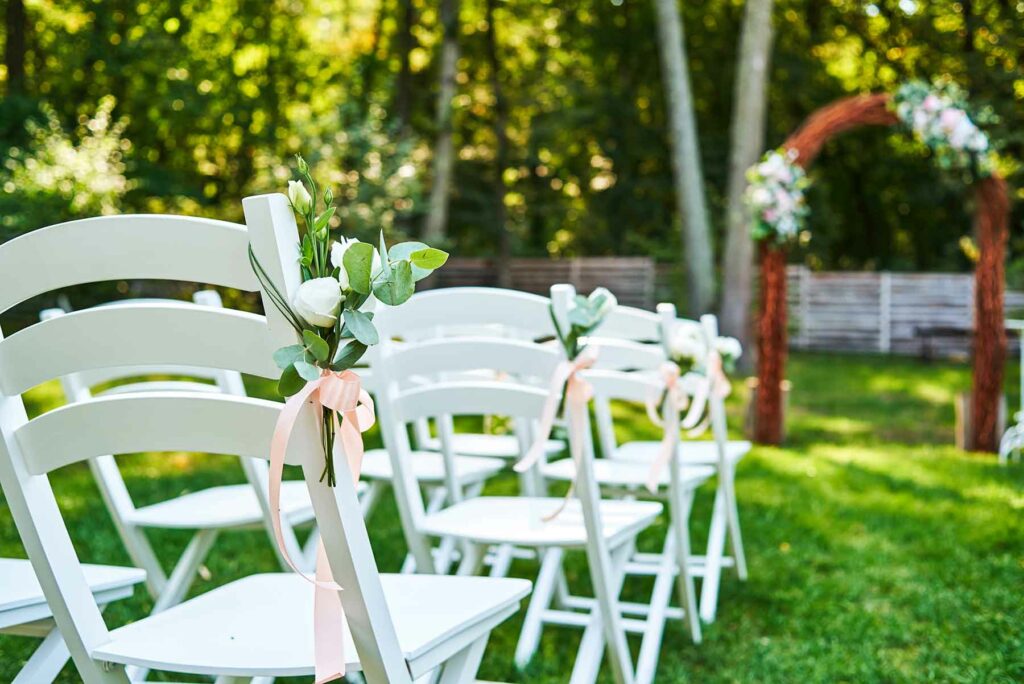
<box><xmin>0</xmin><ymin>192</ymin><xmax>749</xmax><ymax>683</ymax></box>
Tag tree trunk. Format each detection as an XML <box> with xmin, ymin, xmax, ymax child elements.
<box><xmin>652</xmin><ymin>0</ymin><xmax>714</xmax><ymax>315</ymax></box>
<box><xmin>484</xmin><ymin>0</ymin><xmax>511</xmax><ymax>288</ymax></box>
<box><xmin>423</xmin><ymin>0</ymin><xmax>460</xmax><ymax>244</ymax></box>
<box><xmin>755</xmin><ymin>243</ymin><xmax>786</xmax><ymax>444</ymax></box>
<box><xmin>970</xmin><ymin>175</ymin><xmax>1009</xmax><ymax>451</ymax></box>
<box><xmin>720</xmin><ymin>0</ymin><xmax>775</xmax><ymax>371</ymax></box>
<box><xmin>5</xmin><ymin>0</ymin><xmax>26</xmax><ymax>95</ymax></box>
<box><xmin>394</xmin><ymin>0</ymin><xmax>415</xmax><ymax>130</ymax></box>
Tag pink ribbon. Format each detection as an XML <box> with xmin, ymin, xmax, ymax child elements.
<box><xmin>514</xmin><ymin>346</ymin><xmax>598</xmax><ymax>521</ymax></box>
<box><xmin>269</xmin><ymin>368</ymin><xmax>375</xmax><ymax>684</ymax></box>
<box><xmin>644</xmin><ymin>362</ymin><xmax>684</xmax><ymax>493</ymax></box>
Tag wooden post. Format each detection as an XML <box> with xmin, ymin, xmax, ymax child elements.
<box><xmin>755</xmin><ymin>243</ymin><xmax>787</xmax><ymax>444</ymax></box>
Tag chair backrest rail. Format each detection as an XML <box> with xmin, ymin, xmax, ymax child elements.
<box><xmin>0</xmin><ymin>215</ymin><xmax>258</xmax><ymax>314</ymax></box>
<box><xmin>0</xmin><ymin>303</ymin><xmax>278</xmax><ymax>395</ymax></box>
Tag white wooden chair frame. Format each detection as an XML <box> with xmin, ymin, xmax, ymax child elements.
<box><xmin>585</xmin><ymin>300</ymin><xmax>750</xmax><ymax>624</ymax></box>
<box><xmin>1</xmin><ymin>558</ymin><xmax>145</xmax><ymax>683</ymax></box>
<box><xmin>376</xmin><ymin>324</ymin><xmax>672</xmax><ymax>684</ymax></box>
<box><xmin>0</xmin><ymin>196</ymin><xmax>529</xmax><ymax>682</ymax></box>
<box><xmin>39</xmin><ymin>292</ymin><xmax>320</xmax><ymax>616</ymax></box>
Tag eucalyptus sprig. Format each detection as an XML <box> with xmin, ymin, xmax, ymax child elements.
<box><xmin>552</xmin><ymin>287</ymin><xmax>617</xmax><ymax>360</ymax></box>
<box><xmin>250</xmin><ymin>154</ymin><xmax>449</xmax><ymax>485</ymax></box>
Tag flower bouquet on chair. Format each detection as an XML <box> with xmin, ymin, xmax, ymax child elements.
<box><xmin>249</xmin><ymin>155</ymin><xmax>449</xmax><ymax>487</ymax></box>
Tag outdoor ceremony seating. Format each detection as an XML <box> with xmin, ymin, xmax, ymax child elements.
<box><xmin>39</xmin><ymin>290</ymin><xmax>322</xmax><ymax>613</ymax></box>
<box><xmin>596</xmin><ymin>304</ymin><xmax>750</xmax><ymax>623</ymax></box>
<box><xmin>0</xmin><ymin>198</ymin><xmax>531</xmax><ymax>682</ymax></box>
<box><xmin>375</xmin><ymin>322</ymin><xmax>673</xmax><ymax>683</ymax></box>
<box><xmin>0</xmin><ymin>558</ymin><xmax>145</xmax><ymax>683</ymax></box>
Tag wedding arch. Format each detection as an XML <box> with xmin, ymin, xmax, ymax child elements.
<box><xmin>750</xmin><ymin>88</ymin><xmax>1010</xmax><ymax>452</ymax></box>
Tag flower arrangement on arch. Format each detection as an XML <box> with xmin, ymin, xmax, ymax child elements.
<box><xmin>893</xmin><ymin>79</ymin><xmax>996</xmax><ymax>179</ymax></box>
<box><xmin>745</xmin><ymin>148</ymin><xmax>811</xmax><ymax>244</ymax></box>
<box><xmin>250</xmin><ymin>155</ymin><xmax>448</xmax><ymax>485</ymax></box>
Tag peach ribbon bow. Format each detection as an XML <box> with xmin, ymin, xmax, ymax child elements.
<box><xmin>268</xmin><ymin>368</ymin><xmax>375</xmax><ymax>684</ymax></box>
<box><xmin>514</xmin><ymin>345</ymin><xmax>599</xmax><ymax>521</ymax></box>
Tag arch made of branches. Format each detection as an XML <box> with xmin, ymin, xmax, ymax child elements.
<box><xmin>754</xmin><ymin>93</ymin><xmax>1010</xmax><ymax>451</ymax></box>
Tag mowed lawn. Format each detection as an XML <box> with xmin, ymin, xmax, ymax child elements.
<box><xmin>1</xmin><ymin>352</ymin><xmax>1022</xmax><ymax>682</ymax></box>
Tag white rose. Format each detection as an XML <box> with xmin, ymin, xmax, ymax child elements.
<box><xmin>750</xmin><ymin>187</ymin><xmax>772</xmax><ymax>208</ymax></box>
<box><xmin>715</xmin><ymin>336</ymin><xmax>743</xmax><ymax>361</ymax></box>
<box><xmin>293</xmin><ymin>277</ymin><xmax>343</xmax><ymax>328</ymax></box>
<box><xmin>288</xmin><ymin>180</ymin><xmax>313</xmax><ymax>215</ymax></box>
<box><xmin>331</xmin><ymin>237</ymin><xmax>383</xmax><ymax>291</ymax></box>
<box><xmin>669</xmin><ymin>324</ymin><xmax>706</xmax><ymax>362</ymax></box>
<box><xmin>588</xmin><ymin>287</ymin><xmax>617</xmax><ymax>318</ymax></box>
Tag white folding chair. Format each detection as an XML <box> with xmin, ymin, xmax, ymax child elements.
<box><xmin>599</xmin><ymin>303</ymin><xmax>751</xmax><ymax>623</ymax></box>
<box><xmin>375</xmin><ymin>334</ymin><xmax>663</xmax><ymax>684</ymax></box>
<box><xmin>0</xmin><ymin>199</ymin><xmax>530</xmax><ymax>682</ymax></box>
<box><xmin>1</xmin><ymin>558</ymin><xmax>144</xmax><ymax>683</ymax></box>
<box><xmin>38</xmin><ymin>291</ymin><xmax>322</xmax><ymax>614</ymax></box>
<box><xmin>539</xmin><ymin>336</ymin><xmax>714</xmax><ymax>662</ymax></box>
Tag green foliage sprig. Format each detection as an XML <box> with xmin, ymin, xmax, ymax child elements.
<box><xmin>551</xmin><ymin>287</ymin><xmax>617</xmax><ymax>360</ymax></box>
<box><xmin>250</xmin><ymin>155</ymin><xmax>448</xmax><ymax>485</ymax></box>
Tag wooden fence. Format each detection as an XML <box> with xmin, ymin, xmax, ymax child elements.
<box><xmin>787</xmin><ymin>266</ymin><xmax>1024</xmax><ymax>358</ymax></box>
<box><xmin>420</xmin><ymin>257</ymin><xmax>656</xmax><ymax>309</ymax></box>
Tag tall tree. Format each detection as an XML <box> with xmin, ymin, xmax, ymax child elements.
<box><xmin>652</xmin><ymin>0</ymin><xmax>714</xmax><ymax>315</ymax></box>
<box><xmin>394</xmin><ymin>0</ymin><xmax>416</xmax><ymax>130</ymax></box>
<box><xmin>423</xmin><ymin>0</ymin><xmax>460</xmax><ymax>244</ymax></box>
<box><xmin>4</xmin><ymin>0</ymin><xmax>27</xmax><ymax>95</ymax></box>
<box><xmin>720</xmin><ymin>0</ymin><xmax>775</xmax><ymax>368</ymax></box>
<box><xmin>485</xmin><ymin>0</ymin><xmax>511</xmax><ymax>287</ymax></box>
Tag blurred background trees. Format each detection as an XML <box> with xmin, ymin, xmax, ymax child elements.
<box><xmin>1</xmin><ymin>0</ymin><xmax>1021</xmax><ymax>304</ymax></box>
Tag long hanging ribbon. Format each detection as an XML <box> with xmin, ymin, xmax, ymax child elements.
<box><xmin>269</xmin><ymin>368</ymin><xmax>375</xmax><ymax>684</ymax></box>
<box><xmin>645</xmin><ymin>350</ymin><xmax>733</xmax><ymax>492</ymax></box>
<box><xmin>514</xmin><ymin>346</ymin><xmax>599</xmax><ymax>521</ymax></box>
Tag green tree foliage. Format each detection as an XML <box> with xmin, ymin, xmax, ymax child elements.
<box><xmin>0</xmin><ymin>0</ymin><xmax>1021</xmax><ymax>279</ymax></box>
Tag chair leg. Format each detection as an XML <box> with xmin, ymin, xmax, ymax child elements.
<box><xmin>568</xmin><ymin>542</ymin><xmax>632</xmax><ymax>684</ymax></box>
<box><xmin>633</xmin><ymin>533</ymin><xmax>678</xmax><ymax>684</ymax></box>
<box><xmin>360</xmin><ymin>480</ymin><xmax>388</xmax><ymax>518</ymax></box>
<box><xmin>437</xmin><ymin>632</ymin><xmax>490</xmax><ymax>684</ymax></box>
<box><xmin>121</xmin><ymin>523</ymin><xmax>168</xmax><ymax>601</ymax></box>
<box><xmin>723</xmin><ymin>472</ymin><xmax>748</xmax><ymax>581</ymax></box>
<box><xmin>12</xmin><ymin>628</ymin><xmax>70</xmax><ymax>684</ymax></box>
<box><xmin>487</xmin><ymin>543</ymin><xmax>515</xmax><ymax>578</ymax></box>
<box><xmin>514</xmin><ymin>546</ymin><xmax>563</xmax><ymax>669</ymax></box>
<box><xmin>699</xmin><ymin>487</ymin><xmax>727</xmax><ymax>624</ymax></box>
<box><xmin>152</xmin><ymin>528</ymin><xmax>219</xmax><ymax>613</ymax></box>
<box><xmin>456</xmin><ymin>543</ymin><xmax>486</xmax><ymax>576</ymax></box>
<box><xmin>672</xmin><ymin>491</ymin><xmax>703</xmax><ymax>645</ymax></box>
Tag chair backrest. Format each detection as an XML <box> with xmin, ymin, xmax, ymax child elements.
<box><xmin>0</xmin><ymin>198</ymin><xmax>411</xmax><ymax>683</ymax></box>
<box><xmin>38</xmin><ymin>290</ymin><xmax>306</xmax><ymax>573</ymax></box>
<box><xmin>374</xmin><ymin>336</ymin><xmax>562</xmax><ymax>569</ymax></box>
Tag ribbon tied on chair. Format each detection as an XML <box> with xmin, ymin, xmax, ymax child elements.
<box><xmin>514</xmin><ymin>346</ymin><xmax>599</xmax><ymax>521</ymax></box>
<box><xmin>269</xmin><ymin>368</ymin><xmax>375</xmax><ymax>683</ymax></box>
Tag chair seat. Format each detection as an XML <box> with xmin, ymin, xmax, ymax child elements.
<box><xmin>360</xmin><ymin>448</ymin><xmax>505</xmax><ymax>485</ymax></box>
<box><xmin>92</xmin><ymin>572</ymin><xmax>531</xmax><ymax>678</ymax></box>
<box><xmin>612</xmin><ymin>439</ymin><xmax>752</xmax><ymax>467</ymax></box>
<box><xmin>420</xmin><ymin>496</ymin><xmax>662</xmax><ymax>548</ymax></box>
<box><xmin>419</xmin><ymin>433</ymin><xmax>564</xmax><ymax>459</ymax></box>
<box><xmin>125</xmin><ymin>480</ymin><xmax>318</xmax><ymax>530</ymax></box>
<box><xmin>540</xmin><ymin>458</ymin><xmax>715</xmax><ymax>491</ymax></box>
<box><xmin>0</xmin><ymin>558</ymin><xmax>145</xmax><ymax>630</ymax></box>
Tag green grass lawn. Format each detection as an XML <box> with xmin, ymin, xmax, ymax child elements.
<box><xmin>2</xmin><ymin>352</ymin><xmax>1022</xmax><ymax>682</ymax></box>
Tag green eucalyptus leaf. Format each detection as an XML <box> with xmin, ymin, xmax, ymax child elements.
<box><xmin>273</xmin><ymin>344</ymin><xmax>306</xmax><ymax>370</ymax></box>
<box><xmin>331</xmin><ymin>340</ymin><xmax>368</xmax><ymax>370</ymax></box>
<box><xmin>293</xmin><ymin>360</ymin><xmax>322</xmax><ymax>382</ymax></box>
<box><xmin>343</xmin><ymin>309</ymin><xmax>379</xmax><ymax>345</ymax></box>
<box><xmin>278</xmin><ymin>364</ymin><xmax>306</xmax><ymax>397</ymax></box>
<box><xmin>302</xmin><ymin>330</ymin><xmax>330</xmax><ymax>363</ymax></box>
<box><xmin>408</xmin><ymin>247</ymin><xmax>449</xmax><ymax>271</ymax></box>
<box><xmin>386</xmin><ymin>241</ymin><xmax>433</xmax><ymax>281</ymax></box>
<box><xmin>378</xmin><ymin>231</ymin><xmax>391</xmax><ymax>279</ymax></box>
<box><xmin>373</xmin><ymin>259</ymin><xmax>415</xmax><ymax>305</ymax></box>
<box><xmin>343</xmin><ymin>242</ymin><xmax>374</xmax><ymax>295</ymax></box>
